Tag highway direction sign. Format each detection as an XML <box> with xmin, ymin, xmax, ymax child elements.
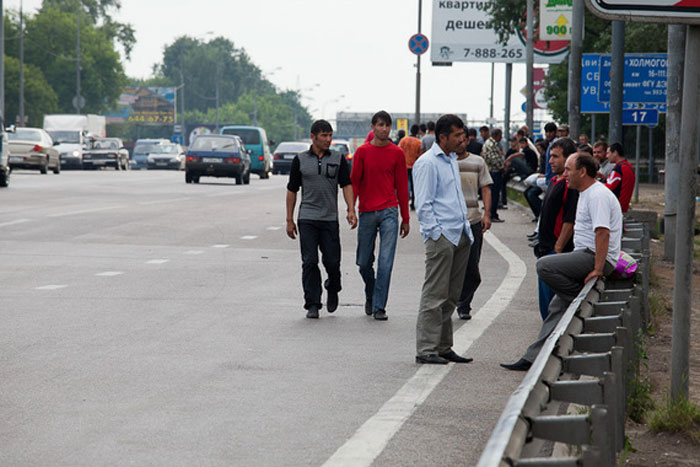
<box><xmin>598</xmin><ymin>53</ymin><xmax>667</xmax><ymax>104</ymax></box>
<box><xmin>622</xmin><ymin>109</ymin><xmax>659</xmax><ymax>126</ymax></box>
<box><xmin>584</xmin><ymin>0</ymin><xmax>700</xmax><ymax>24</ymax></box>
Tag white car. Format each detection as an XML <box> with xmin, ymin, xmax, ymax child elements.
<box><xmin>147</xmin><ymin>143</ymin><xmax>186</xmax><ymax>170</ymax></box>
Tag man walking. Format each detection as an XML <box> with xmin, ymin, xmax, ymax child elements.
<box><xmin>480</xmin><ymin>126</ymin><xmax>505</xmax><ymax>223</ymax></box>
<box><xmin>351</xmin><ymin>111</ymin><xmax>410</xmax><ymax>321</ymax></box>
<box><xmin>420</xmin><ymin>120</ymin><xmax>436</xmax><ymax>154</ymax></box>
<box><xmin>398</xmin><ymin>124</ymin><xmax>422</xmax><ymax>210</ymax></box>
<box><xmin>286</xmin><ymin>120</ymin><xmax>358</xmax><ymax>319</ymax></box>
<box><xmin>456</xmin><ymin>130</ymin><xmax>493</xmax><ymax>320</ymax></box>
<box><xmin>413</xmin><ymin>114</ymin><xmax>474</xmax><ymax>364</ymax></box>
<box><xmin>605</xmin><ymin>142</ymin><xmax>635</xmax><ymax>213</ymax></box>
<box><xmin>501</xmin><ymin>153</ymin><xmax>622</xmax><ymax>370</ymax></box>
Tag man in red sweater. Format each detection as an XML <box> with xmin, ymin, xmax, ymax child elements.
<box><xmin>351</xmin><ymin>110</ymin><xmax>410</xmax><ymax>320</ymax></box>
<box><xmin>605</xmin><ymin>142</ymin><xmax>635</xmax><ymax>213</ymax></box>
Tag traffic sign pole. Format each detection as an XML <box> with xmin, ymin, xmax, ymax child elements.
<box><xmin>567</xmin><ymin>0</ymin><xmax>584</xmax><ymax>138</ymax></box>
<box><xmin>608</xmin><ymin>21</ymin><xmax>625</xmax><ymax>144</ymax></box>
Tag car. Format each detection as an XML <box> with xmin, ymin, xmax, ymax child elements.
<box><xmin>185</xmin><ymin>134</ymin><xmax>251</xmax><ymax>185</ymax></box>
<box><xmin>219</xmin><ymin>125</ymin><xmax>273</xmax><ymax>179</ymax></box>
<box><xmin>0</xmin><ymin>128</ymin><xmax>9</xmax><ymax>187</ymax></box>
<box><xmin>131</xmin><ymin>138</ymin><xmax>170</xmax><ymax>170</ymax></box>
<box><xmin>272</xmin><ymin>141</ymin><xmax>309</xmax><ymax>174</ymax></box>
<box><xmin>7</xmin><ymin>127</ymin><xmax>61</xmax><ymax>174</ymax></box>
<box><xmin>330</xmin><ymin>139</ymin><xmax>353</xmax><ymax>167</ymax></box>
<box><xmin>83</xmin><ymin>137</ymin><xmax>130</xmax><ymax>170</ymax></box>
<box><xmin>147</xmin><ymin>143</ymin><xmax>185</xmax><ymax>170</ymax></box>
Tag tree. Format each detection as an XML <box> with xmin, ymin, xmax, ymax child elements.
<box><xmin>3</xmin><ymin>56</ymin><xmax>59</xmax><ymax>127</ymax></box>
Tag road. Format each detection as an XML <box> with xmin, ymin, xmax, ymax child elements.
<box><xmin>0</xmin><ymin>169</ymin><xmax>542</xmax><ymax>466</ymax></box>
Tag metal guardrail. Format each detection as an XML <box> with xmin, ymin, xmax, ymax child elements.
<box><xmin>478</xmin><ymin>222</ymin><xmax>650</xmax><ymax>466</ymax></box>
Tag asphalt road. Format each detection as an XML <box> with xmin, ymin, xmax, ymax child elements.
<box><xmin>0</xmin><ymin>169</ymin><xmax>543</xmax><ymax>466</ymax></box>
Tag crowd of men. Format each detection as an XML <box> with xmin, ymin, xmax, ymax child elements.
<box><xmin>285</xmin><ymin>112</ymin><xmax>636</xmax><ymax>366</ymax></box>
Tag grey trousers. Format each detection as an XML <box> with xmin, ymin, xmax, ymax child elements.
<box><xmin>523</xmin><ymin>249</ymin><xmax>614</xmax><ymax>362</ymax></box>
<box><xmin>416</xmin><ymin>233</ymin><xmax>471</xmax><ymax>356</ymax></box>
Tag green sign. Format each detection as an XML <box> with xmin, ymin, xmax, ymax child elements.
<box><xmin>539</xmin><ymin>0</ymin><xmax>573</xmax><ymax>41</ymax></box>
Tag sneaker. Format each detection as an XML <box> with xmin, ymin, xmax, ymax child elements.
<box><xmin>492</xmin><ymin>217</ymin><xmax>505</xmax><ymax>223</ymax></box>
<box><xmin>306</xmin><ymin>305</ymin><xmax>319</xmax><ymax>319</ymax></box>
<box><xmin>364</xmin><ymin>299</ymin><xmax>373</xmax><ymax>316</ymax></box>
<box><xmin>327</xmin><ymin>291</ymin><xmax>338</xmax><ymax>313</ymax></box>
<box><xmin>457</xmin><ymin>309</ymin><xmax>472</xmax><ymax>320</ymax></box>
<box><xmin>373</xmin><ymin>309</ymin><xmax>388</xmax><ymax>321</ymax></box>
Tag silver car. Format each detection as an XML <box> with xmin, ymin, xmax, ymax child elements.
<box><xmin>8</xmin><ymin>127</ymin><xmax>61</xmax><ymax>174</ymax></box>
<box><xmin>83</xmin><ymin>137</ymin><xmax>130</xmax><ymax>170</ymax></box>
<box><xmin>147</xmin><ymin>143</ymin><xmax>186</xmax><ymax>170</ymax></box>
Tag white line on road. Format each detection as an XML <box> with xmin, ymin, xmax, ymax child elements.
<box><xmin>138</xmin><ymin>197</ymin><xmax>192</xmax><ymax>206</ymax></box>
<box><xmin>184</xmin><ymin>250</ymin><xmax>204</xmax><ymax>255</ymax></box>
<box><xmin>35</xmin><ymin>284</ymin><xmax>68</xmax><ymax>290</ymax></box>
<box><xmin>95</xmin><ymin>271</ymin><xmax>124</xmax><ymax>277</ymax></box>
<box><xmin>266</xmin><ymin>226</ymin><xmax>282</xmax><ymax>231</ymax></box>
<box><xmin>212</xmin><ymin>244</ymin><xmax>230</xmax><ymax>248</ymax></box>
<box><xmin>240</xmin><ymin>235</ymin><xmax>258</xmax><ymax>240</ymax></box>
<box><xmin>47</xmin><ymin>205</ymin><xmax>123</xmax><ymax>218</ymax></box>
<box><xmin>146</xmin><ymin>259</ymin><xmax>170</xmax><ymax>264</ymax></box>
<box><xmin>321</xmin><ymin>231</ymin><xmax>528</xmax><ymax>467</ymax></box>
<box><xmin>0</xmin><ymin>218</ymin><xmax>31</xmax><ymax>228</ymax></box>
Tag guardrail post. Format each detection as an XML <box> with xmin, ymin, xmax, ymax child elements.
<box><xmin>590</xmin><ymin>405</ymin><xmax>615</xmax><ymax>466</ymax></box>
<box><xmin>611</xmin><ymin>346</ymin><xmax>626</xmax><ymax>452</ymax></box>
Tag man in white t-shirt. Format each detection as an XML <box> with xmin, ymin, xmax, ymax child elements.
<box><xmin>501</xmin><ymin>153</ymin><xmax>622</xmax><ymax>371</ymax></box>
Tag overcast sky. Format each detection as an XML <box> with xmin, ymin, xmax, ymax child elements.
<box><xmin>8</xmin><ymin>0</ymin><xmax>554</xmax><ymax>127</ymax></box>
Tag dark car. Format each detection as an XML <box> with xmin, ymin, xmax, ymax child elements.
<box><xmin>83</xmin><ymin>137</ymin><xmax>130</xmax><ymax>170</ymax></box>
<box><xmin>272</xmin><ymin>141</ymin><xmax>308</xmax><ymax>175</ymax></box>
<box><xmin>185</xmin><ymin>134</ymin><xmax>251</xmax><ymax>184</ymax></box>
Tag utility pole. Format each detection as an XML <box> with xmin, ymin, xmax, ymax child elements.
<box><xmin>526</xmin><ymin>0</ymin><xmax>534</xmax><ymax>133</ymax></box>
<box><xmin>414</xmin><ymin>0</ymin><xmax>422</xmax><ymax>127</ymax></box>
<box><xmin>664</xmin><ymin>25</ymin><xmax>686</xmax><ymax>261</ymax></box>
<box><xmin>489</xmin><ymin>63</ymin><xmax>495</xmax><ymax>128</ymax></box>
<box><xmin>672</xmin><ymin>24</ymin><xmax>700</xmax><ymax>401</ymax></box>
<box><xmin>0</xmin><ymin>0</ymin><xmax>4</xmax><ymax>124</ymax></box>
<box><xmin>567</xmin><ymin>0</ymin><xmax>584</xmax><ymax>138</ymax></box>
<box><xmin>608</xmin><ymin>21</ymin><xmax>625</xmax><ymax>144</ymax></box>
<box><xmin>504</xmin><ymin>63</ymin><xmax>512</xmax><ymax>137</ymax></box>
<box><xmin>19</xmin><ymin>0</ymin><xmax>25</xmax><ymax>126</ymax></box>
<box><xmin>76</xmin><ymin>13</ymin><xmax>81</xmax><ymax>115</ymax></box>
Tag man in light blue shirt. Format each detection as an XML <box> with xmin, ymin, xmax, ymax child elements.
<box><xmin>412</xmin><ymin>114</ymin><xmax>475</xmax><ymax>365</ymax></box>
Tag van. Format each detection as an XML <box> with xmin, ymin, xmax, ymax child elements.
<box><xmin>219</xmin><ymin>125</ymin><xmax>272</xmax><ymax>179</ymax></box>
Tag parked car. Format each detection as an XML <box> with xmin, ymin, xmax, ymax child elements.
<box><xmin>272</xmin><ymin>141</ymin><xmax>308</xmax><ymax>175</ymax></box>
<box><xmin>219</xmin><ymin>125</ymin><xmax>273</xmax><ymax>179</ymax></box>
<box><xmin>185</xmin><ymin>134</ymin><xmax>251</xmax><ymax>185</ymax></box>
<box><xmin>83</xmin><ymin>137</ymin><xmax>130</xmax><ymax>170</ymax></box>
<box><xmin>147</xmin><ymin>143</ymin><xmax>186</xmax><ymax>170</ymax></box>
<box><xmin>7</xmin><ymin>127</ymin><xmax>61</xmax><ymax>174</ymax></box>
<box><xmin>131</xmin><ymin>138</ymin><xmax>170</xmax><ymax>169</ymax></box>
<box><xmin>0</xmin><ymin>129</ymin><xmax>9</xmax><ymax>187</ymax></box>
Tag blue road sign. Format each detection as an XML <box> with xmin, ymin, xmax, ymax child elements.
<box><xmin>598</xmin><ymin>53</ymin><xmax>667</xmax><ymax>104</ymax></box>
<box><xmin>623</xmin><ymin>109</ymin><xmax>659</xmax><ymax>127</ymax></box>
<box><xmin>581</xmin><ymin>54</ymin><xmax>667</xmax><ymax>113</ymax></box>
<box><xmin>409</xmin><ymin>34</ymin><xmax>429</xmax><ymax>55</ymax></box>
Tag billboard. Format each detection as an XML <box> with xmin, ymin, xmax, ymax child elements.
<box><xmin>106</xmin><ymin>87</ymin><xmax>176</xmax><ymax>125</ymax></box>
<box><xmin>431</xmin><ymin>0</ymin><xmax>569</xmax><ymax>64</ymax></box>
<box><xmin>584</xmin><ymin>0</ymin><xmax>700</xmax><ymax>23</ymax></box>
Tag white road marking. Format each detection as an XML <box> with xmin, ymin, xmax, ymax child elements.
<box><xmin>0</xmin><ymin>218</ymin><xmax>31</xmax><ymax>228</ymax></box>
<box><xmin>138</xmin><ymin>197</ymin><xmax>192</xmax><ymax>206</ymax></box>
<box><xmin>240</xmin><ymin>235</ymin><xmax>258</xmax><ymax>240</ymax></box>
<box><xmin>35</xmin><ymin>284</ymin><xmax>68</xmax><ymax>290</ymax></box>
<box><xmin>47</xmin><ymin>205</ymin><xmax>123</xmax><ymax>218</ymax></box>
<box><xmin>146</xmin><ymin>259</ymin><xmax>170</xmax><ymax>264</ymax></box>
<box><xmin>95</xmin><ymin>271</ymin><xmax>124</xmax><ymax>277</ymax></box>
<box><xmin>212</xmin><ymin>244</ymin><xmax>230</xmax><ymax>248</ymax></box>
<box><xmin>321</xmin><ymin>231</ymin><xmax>528</xmax><ymax>467</ymax></box>
<box><xmin>266</xmin><ymin>226</ymin><xmax>282</xmax><ymax>231</ymax></box>
<box><xmin>184</xmin><ymin>250</ymin><xmax>204</xmax><ymax>255</ymax></box>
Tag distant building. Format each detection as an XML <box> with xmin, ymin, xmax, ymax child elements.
<box><xmin>334</xmin><ymin>112</ymin><xmax>468</xmax><ymax>141</ymax></box>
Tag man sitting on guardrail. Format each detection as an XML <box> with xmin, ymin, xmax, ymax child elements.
<box><xmin>501</xmin><ymin>153</ymin><xmax>623</xmax><ymax>371</ymax></box>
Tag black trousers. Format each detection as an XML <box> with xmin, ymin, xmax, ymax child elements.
<box><xmin>457</xmin><ymin>221</ymin><xmax>484</xmax><ymax>313</ymax></box>
<box><xmin>298</xmin><ymin>219</ymin><xmax>341</xmax><ymax>310</ymax></box>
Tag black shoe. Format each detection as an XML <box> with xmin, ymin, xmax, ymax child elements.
<box><xmin>500</xmin><ymin>358</ymin><xmax>532</xmax><ymax>371</ymax></box>
<box><xmin>327</xmin><ymin>291</ymin><xmax>338</xmax><ymax>313</ymax></box>
<box><xmin>499</xmin><ymin>204</ymin><xmax>508</xmax><ymax>210</ymax></box>
<box><xmin>528</xmin><ymin>240</ymin><xmax>539</xmax><ymax>248</ymax></box>
<box><xmin>492</xmin><ymin>217</ymin><xmax>505</xmax><ymax>223</ymax></box>
<box><xmin>457</xmin><ymin>309</ymin><xmax>472</xmax><ymax>320</ymax></box>
<box><xmin>364</xmin><ymin>299</ymin><xmax>373</xmax><ymax>316</ymax></box>
<box><xmin>306</xmin><ymin>306</ymin><xmax>319</xmax><ymax>319</ymax></box>
<box><xmin>373</xmin><ymin>309</ymin><xmax>388</xmax><ymax>321</ymax></box>
<box><xmin>415</xmin><ymin>354</ymin><xmax>449</xmax><ymax>364</ymax></box>
<box><xmin>439</xmin><ymin>350</ymin><xmax>474</xmax><ymax>363</ymax></box>
<box><xmin>527</xmin><ymin>231</ymin><xmax>538</xmax><ymax>239</ymax></box>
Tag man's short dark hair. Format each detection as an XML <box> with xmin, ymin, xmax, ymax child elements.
<box><xmin>410</xmin><ymin>124</ymin><xmax>420</xmax><ymax>136</ymax></box>
<box><xmin>578</xmin><ymin>144</ymin><xmax>593</xmax><ymax>155</ymax></box>
<box><xmin>467</xmin><ymin>127</ymin><xmax>477</xmax><ymax>138</ymax></box>
<box><xmin>435</xmin><ymin>114</ymin><xmax>465</xmax><ymax>141</ymax></box>
<box><xmin>310</xmin><ymin>119</ymin><xmax>333</xmax><ymax>135</ymax></box>
<box><xmin>575</xmin><ymin>154</ymin><xmax>599</xmax><ymax>178</ymax></box>
<box><xmin>479</xmin><ymin>125</ymin><xmax>489</xmax><ymax>133</ymax></box>
<box><xmin>517</xmin><ymin>129</ymin><xmax>526</xmax><ymax>138</ymax></box>
<box><xmin>426</xmin><ymin>121</ymin><xmax>436</xmax><ymax>131</ymax></box>
<box><xmin>492</xmin><ymin>128</ymin><xmax>502</xmax><ymax>138</ymax></box>
<box><xmin>371</xmin><ymin>110</ymin><xmax>392</xmax><ymax>126</ymax></box>
<box><xmin>420</xmin><ymin>123</ymin><xmax>427</xmax><ymax>132</ymax></box>
<box><xmin>398</xmin><ymin>129</ymin><xmax>406</xmax><ymax>138</ymax></box>
<box><xmin>550</xmin><ymin>137</ymin><xmax>578</xmax><ymax>157</ymax></box>
<box><xmin>536</xmin><ymin>140</ymin><xmax>549</xmax><ymax>152</ymax></box>
<box><xmin>609</xmin><ymin>142</ymin><xmax>624</xmax><ymax>158</ymax></box>
<box><xmin>593</xmin><ymin>141</ymin><xmax>608</xmax><ymax>151</ymax></box>
<box><xmin>544</xmin><ymin>122</ymin><xmax>557</xmax><ymax>133</ymax></box>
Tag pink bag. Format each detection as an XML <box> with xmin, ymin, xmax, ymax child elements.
<box><xmin>612</xmin><ymin>251</ymin><xmax>638</xmax><ymax>279</ymax></box>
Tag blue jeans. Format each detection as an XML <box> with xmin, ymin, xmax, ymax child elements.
<box><xmin>356</xmin><ymin>207</ymin><xmax>399</xmax><ymax>312</ymax></box>
<box><xmin>537</xmin><ymin>250</ymin><xmax>556</xmax><ymax>320</ymax></box>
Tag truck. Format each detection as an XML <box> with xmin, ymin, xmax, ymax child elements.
<box><xmin>43</xmin><ymin>114</ymin><xmax>106</xmax><ymax>170</ymax></box>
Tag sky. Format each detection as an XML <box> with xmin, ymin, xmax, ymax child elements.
<box><xmin>7</xmin><ymin>0</ymin><xmax>554</xmax><ymax>128</ymax></box>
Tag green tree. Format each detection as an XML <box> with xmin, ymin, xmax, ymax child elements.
<box><xmin>3</xmin><ymin>56</ymin><xmax>59</xmax><ymax>127</ymax></box>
